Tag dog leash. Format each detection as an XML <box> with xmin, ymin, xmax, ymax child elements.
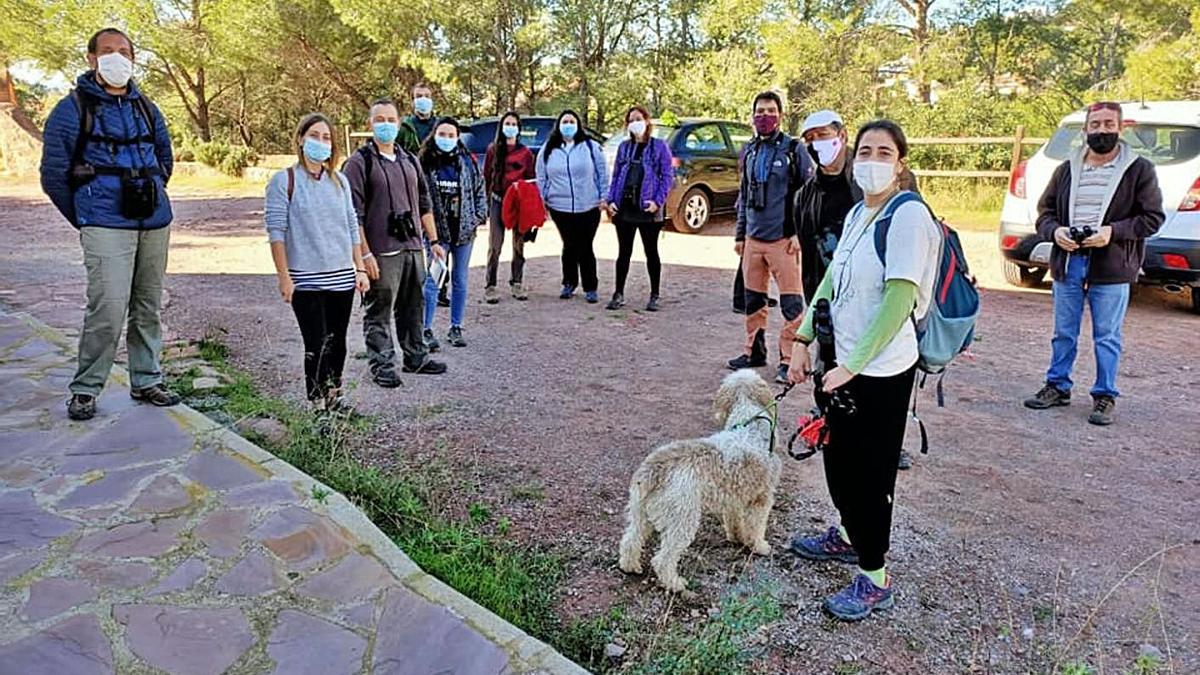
<box><xmin>729</xmin><ymin>383</ymin><xmax>797</xmax><ymax>452</ymax></box>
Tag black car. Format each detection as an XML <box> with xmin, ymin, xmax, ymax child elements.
<box><xmin>460</xmin><ymin>116</ymin><xmax>605</xmax><ymax>167</ymax></box>
<box><xmin>604</xmin><ymin>118</ymin><xmax>753</xmax><ymax>233</ymax></box>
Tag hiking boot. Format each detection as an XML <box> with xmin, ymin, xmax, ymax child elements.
<box><xmin>560</xmin><ymin>285</ymin><xmax>575</xmax><ymax>299</ymax></box>
<box><xmin>484</xmin><ymin>286</ymin><xmax>500</xmax><ymax>304</ymax></box>
<box><xmin>402</xmin><ymin>358</ymin><xmax>447</xmax><ymax>375</ymax></box>
<box><xmin>585</xmin><ymin>291</ymin><xmax>599</xmax><ymax>304</ymax></box>
<box><xmin>824</xmin><ymin>574</ymin><xmax>894</xmax><ymax>622</ymax></box>
<box><xmin>898</xmin><ymin>449</ymin><xmax>913</xmax><ymax>471</ymax></box>
<box><xmin>423</xmin><ymin>329</ymin><xmax>441</xmax><ymax>353</ymax></box>
<box><xmin>130</xmin><ymin>384</ymin><xmax>181</xmax><ymax>407</ymax></box>
<box><xmin>372</xmin><ymin>367</ymin><xmax>402</xmax><ymax>389</ymax></box>
<box><xmin>1088</xmin><ymin>395</ymin><xmax>1116</xmax><ymax>426</ymax></box>
<box><xmin>447</xmin><ymin>326</ymin><xmax>467</xmax><ymax>348</ymax></box>
<box><xmin>645</xmin><ymin>295</ymin><xmax>660</xmax><ymax>312</ymax></box>
<box><xmin>789</xmin><ymin>526</ymin><xmax>859</xmax><ymax>564</ymax></box>
<box><xmin>606</xmin><ymin>293</ymin><xmax>625</xmax><ymax>310</ymax></box>
<box><xmin>727</xmin><ymin>353</ymin><xmax>767</xmax><ymax>370</ymax></box>
<box><xmin>437</xmin><ymin>287</ymin><xmax>450</xmax><ymax>307</ymax></box>
<box><xmin>511</xmin><ymin>283</ymin><xmax>528</xmax><ymax>301</ymax></box>
<box><xmin>1024</xmin><ymin>384</ymin><xmax>1070</xmax><ymax>410</ymax></box>
<box><xmin>67</xmin><ymin>394</ymin><xmax>97</xmax><ymax>421</ymax></box>
<box><xmin>775</xmin><ymin>364</ymin><xmax>790</xmax><ymax>384</ymax></box>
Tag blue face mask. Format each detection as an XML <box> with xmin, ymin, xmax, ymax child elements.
<box><xmin>435</xmin><ymin>136</ymin><xmax>458</xmax><ymax>153</ymax></box>
<box><xmin>502</xmin><ymin>124</ymin><xmax>519</xmax><ymax>139</ymax></box>
<box><xmin>303</xmin><ymin>137</ymin><xmax>332</xmax><ymax>163</ymax></box>
<box><xmin>414</xmin><ymin>96</ymin><xmax>433</xmax><ymax>116</ymax></box>
<box><xmin>560</xmin><ymin>122</ymin><xmax>578</xmax><ymax>139</ymax></box>
<box><xmin>373</xmin><ymin>122</ymin><xmax>399</xmax><ymax>145</ymax></box>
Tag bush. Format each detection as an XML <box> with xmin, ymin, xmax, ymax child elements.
<box><xmin>191</xmin><ymin>141</ymin><xmax>259</xmax><ymax>177</ymax></box>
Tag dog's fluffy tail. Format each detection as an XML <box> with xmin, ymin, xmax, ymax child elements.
<box><xmin>618</xmin><ymin>473</ymin><xmax>652</xmax><ymax>574</ymax></box>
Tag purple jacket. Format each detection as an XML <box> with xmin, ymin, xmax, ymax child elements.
<box><xmin>607</xmin><ymin>137</ymin><xmax>674</xmax><ymax>219</ymax></box>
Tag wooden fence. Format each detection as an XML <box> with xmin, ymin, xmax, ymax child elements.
<box><xmin>908</xmin><ymin>126</ymin><xmax>1048</xmax><ymax>179</ymax></box>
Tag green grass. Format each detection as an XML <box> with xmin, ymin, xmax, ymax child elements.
<box><xmin>922</xmin><ymin>178</ymin><xmax>1005</xmax><ymax>233</ymax></box>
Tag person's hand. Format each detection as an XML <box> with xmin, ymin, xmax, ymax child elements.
<box><xmin>735</xmin><ymin>240</ymin><xmax>745</xmax><ymax>256</ymax></box>
<box><xmin>645</xmin><ymin>201</ymin><xmax>659</xmax><ymax>214</ymax></box>
<box><xmin>599</xmin><ymin>199</ymin><xmax>609</xmax><ymax>213</ymax></box>
<box><xmin>278</xmin><ymin>275</ymin><xmax>294</xmax><ymax>304</ymax></box>
<box><xmin>1054</xmin><ymin>227</ymin><xmax>1080</xmax><ymax>252</ymax></box>
<box><xmin>788</xmin><ymin>342</ymin><xmax>811</xmax><ymax>384</ymax></box>
<box><xmin>1082</xmin><ymin>225</ymin><xmax>1113</xmax><ymax>248</ymax></box>
<box><xmin>606</xmin><ymin>202</ymin><xmax>619</xmax><ymax>217</ymax></box>
<box><xmin>364</xmin><ymin>256</ymin><xmax>380</xmax><ymax>281</ymax></box>
<box><xmin>431</xmin><ymin>244</ymin><xmax>447</xmax><ymax>261</ymax></box>
<box><xmin>822</xmin><ymin>365</ymin><xmax>854</xmax><ymax>393</ymax></box>
<box><xmin>355</xmin><ymin>270</ymin><xmax>369</xmax><ymax>293</ymax></box>
<box><xmin>786</xmin><ymin>235</ymin><xmax>801</xmax><ymax>256</ymax></box>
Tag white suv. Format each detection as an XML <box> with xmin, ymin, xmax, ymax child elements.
<box><xmin>998</xmin><ymin>101</ymin><xmax>1200</xmax><ymax>313</ymax></box>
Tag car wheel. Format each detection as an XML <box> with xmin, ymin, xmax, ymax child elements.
<box><xmin>1192</xmin><ymin>287</ymin><xmax>1200</xmax><ymax>315</ymax></box>
<box><xmin>1002</xmin><ymin>260</ymin><xmax>1046</xmax><ymax>288</ymax></box>
<box><xmin>672</xmin><ymin>187</ymin><xmax>710</xmax><ymax>234</ymax></box>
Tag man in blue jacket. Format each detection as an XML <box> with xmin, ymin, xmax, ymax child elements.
<box><xmin>40</xmin><ymin>27</ymin><xmax>179</xmax><ymax>421</ymax></box>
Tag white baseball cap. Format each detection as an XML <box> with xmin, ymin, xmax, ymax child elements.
<box><xmin>801</xmin><ymin>110</ymin><xmax>844</xmax><ymax>135</ymax></box>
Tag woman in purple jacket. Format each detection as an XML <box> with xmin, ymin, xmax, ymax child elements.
<box><xmin>605</xmin><ymin>105</ymin><xmax>674</xmax><ymax>311</ymax></box>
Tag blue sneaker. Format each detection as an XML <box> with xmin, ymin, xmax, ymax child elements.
<box><xmin>789</xmin><ymin>526</ymin><xmax>859</xmax><ymax>564</ymax></box>
<box><xmin>824</xmin><ymin>574</ymin><xmax>894</xmax><ymax>622</ymax></box>
<box><xmin>560</xmin><ymin>285</ymin><xmax>576</xmax><ymax>299</ymax></box>
<box><xmin>585</xmin><ymin>291</ymin><xmax>599</xmax><ymax>304</ymax></box>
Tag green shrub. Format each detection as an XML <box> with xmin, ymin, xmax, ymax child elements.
<box><xmin>191</xmin><ymin>141</ymin><xmax>258</xmax><ymax>177</ymax></box>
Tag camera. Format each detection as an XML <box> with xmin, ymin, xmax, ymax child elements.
<box><xmin>386</xmin><ymin>211</ymin><xmax>418</xmax><ymax>240</ymax></box>
<box><xmin>1069</xmin><ymin>225</ymin><xmax>1095</xmax><ymax>245</ymax></box>
<box><xmin>118</xmin><ymin>169</ymin><xmax>159</xmax><ymax>220</ymax></box>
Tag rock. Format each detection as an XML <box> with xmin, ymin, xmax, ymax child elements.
<box><xmin>73</xmin><ymin>517</ymin><xmax>186</xmax><ymax>558</ymax></box>
<box><xmin>183</xmin><ymin>452</ymin><xmax>263</xmax><ymax>491</ymax></box>
<box><xmin>295</xmin><ymin>553</ymin><xmax>394</xmax><ymax>603</ymax></box>
<box><xmin>604</xmin><ymin>642</ymin><xmax>627</xmax><ymax>660</ymax></box>
<box><xmin>267</xmin><ymin>610</ymin><xmax>366</xmax><ymax>675</ymax></box>
<box><xmin>195</xmin><ymin>365</ymin><xmax>224</xmax><ymax>379</ymax></box>
<box><xmin>1021</xmin><ymin>627</ymin><xmax>1035</xmax><ymax>640</ymax></box>
<box><xmin>214</xmin><ymin>551</ymin><xmax>284</xmax><ymax>596</ymax></box>
<box><xmin>251</xmin><ymin>506</ymin><xmax>354</xmax><ymax>571</ymax></box>
<box><xmin>195</xmin><ymin>508</ymin><xmax>253</xmax><ymax>558</ymax></box>
<box><xmin>76</xmin><ymin>560</ymin><xmax>155</xmax><ymax>590</ymax></box>
<box><xmin>1138</xmin><ymin>643</ymin><xmax>1164</xmax><ymax>662</ymax></box>
<box><xmin>372</xmin><ymin>588</ymin><xmax>510</xmax><ymax>674</ymax></box>
<box><xmin>129</xmin><ymin>475</ymin><xmax>194</xmax><ymax>515</ymax></box>
<box><xmin>236</xmin><ymin>418</ymin><xmax>289</xmax><ymax>447</ymax></box>
<box><xmin>192</xmin><ymin>376</ymin><xmax>222</xmax><ymax>391</ymax></box>
<box><xmin>0</xmin><ymin>490</ymin><xmax>78</xmax><ymax>556</ymax></box>
<box><xmin>115</xmin><ymin>604</ymin><xmax>253</xmax><ymax>675</ymax></box>
<box><xmin>0</xmin><ymin>614</ymin><xmax>113</xmax><ymax>674</ymax></box>
<box><xmin>150</xmin><ymin>557</ymin><xmax>207</xmax><ymax>596</ymax></box>
<box><xmin>22</xmin><ymin>577</ymin><xmax>96</xmax><ymax>621</ymax></box>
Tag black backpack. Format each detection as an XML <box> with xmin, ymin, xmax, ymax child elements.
<box><xmin>67</xmin><ymin>88</ymin><xmax>162</xmax><ymax>190</ymax></box>
<box><xmin>343</xmin><ymin>144</ymin><xmax>420</xmax><ymax>208</ymax></box>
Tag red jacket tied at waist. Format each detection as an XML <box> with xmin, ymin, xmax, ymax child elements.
<box><xmin>502</xmin><ymin>180</ymin><xmax>546</xmax><ymax>234</ymax></box>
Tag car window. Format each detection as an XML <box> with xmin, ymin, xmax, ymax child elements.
<box><xmin>462</xmin><ymin>119</ymin><xmax>556</xmax><ymax>155</ymax></box>
<box><xmin>1044</xmin><ymin>122</ymin><xmax>1200</xmax><ymax>166</ymax></box>
<box><xmin>681</xmin><ymin>124</ymin><xmax>729</xmax><ymax>154</ymax></box>
<box><xmin>603</xmin><ymin>125</ymin><xmax>675</xmax><ymax>150</ymax></box>
<box><xmin>724</xmin><ymin>124</ymin><xmax>753</xmax><ymax>154</ymax></box>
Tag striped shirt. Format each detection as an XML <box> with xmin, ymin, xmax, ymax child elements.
<box><xmin>1072</xmin><ymin>159</ymin><xmax>1118</xmax><ymax>229</ymax></box>
<box><xmin>289</xmin><ymin>268</ymin><xmax>357</xmax><ymax>291</ymax></box>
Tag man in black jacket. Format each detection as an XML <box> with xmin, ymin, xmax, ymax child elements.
<box><xmin>794</xmin><ymin>110</ymin><xmax>861</xmax><ymax>302</ymax></box>
<box><xmin>1023</xmin><ymin>102</ymin><xmax>1164</xmax><ymax>425</ymax></box>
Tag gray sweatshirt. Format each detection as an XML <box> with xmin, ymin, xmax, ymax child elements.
<box><xmin>264</xmin><ymin>166</ymin><xmax>360</xmax><ymax>272</ymax></box>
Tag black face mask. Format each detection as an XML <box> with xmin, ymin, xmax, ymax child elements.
<box><xmin>1086</xmin><ymin>132</ymin><xmax>1119</xmax><ymax>155</ymax></box>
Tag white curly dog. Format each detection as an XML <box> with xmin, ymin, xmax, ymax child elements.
<box><xmin>618</xmin><ymin>369</ymin><xmax>783</xmax><ymax>593</ymax></box>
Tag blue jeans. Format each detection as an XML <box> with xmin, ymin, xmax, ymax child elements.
<box><xmin>424</xmin><ymin>240</ymin><xmax>473</xmax><ymax>329</ymax></box>
<box><xmin>1046</xmin><ymin>253</ymin><xmax>1130</xmax><ymax>398</ymax></box>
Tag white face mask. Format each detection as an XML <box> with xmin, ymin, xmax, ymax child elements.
<box><xmin>810</xmin><ymin>137</ymin><xmax>842</xmax><ymax>167</ymax></box>
<box><xmin>853</xmin><ymin>160</ymin><xmax>897</xmax><ymax>195</ymax></box>
<box><xmin>628</xmin><ymin>120</ymin><xmax>647</xmax><ymax>138</ymax></box>
<box><xmin>96</xmin><ymin>52</ymin><xmax>133</xmax><ymax>89</ymax></box>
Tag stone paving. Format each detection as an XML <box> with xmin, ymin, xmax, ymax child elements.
<box><xmin>0</xmin><ymin>308</ymin><xmax>586</xmax><ymax>675</ymax></box>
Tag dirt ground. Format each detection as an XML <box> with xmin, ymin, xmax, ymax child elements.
<box><xmin>1</xmin><ymin>176</ymin><xmax>1196</xmax><ymax>674</ymax></box>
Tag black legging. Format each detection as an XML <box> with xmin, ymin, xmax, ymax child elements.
<box><xmin>291</xmin><ymin>289</ymin><xmax>354</xmax><ymax>401</ymax></box>
<box><xmin>613</xmin><ymin>216</ymin><xmax>662</xmax><ymax>296</ymax></box>
<box><xmin>549</xmin><ymin>208</ymin><xmax>600</xmax><ymax>292</ymax></box>
<box><xmin>821</xmin><ymin>365</ymin><xmax>915</xmax><ymax>571</ymax></box>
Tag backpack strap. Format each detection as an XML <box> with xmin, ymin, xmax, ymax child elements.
<box><xmin>69</xmin><ymin>90</ymin><xmax>95</xmax><ymax>178</ymax></box>
<box><xmin>356</xmin><ymin>145</ymin><xmax>375</xmax><ymax>208</ymax></box>
<box><xmin>872</xmin><ymin>191</ymin><xmax>925</xmax><ymax>265</ymax></box>
<box><xmin>286</xmin><ymin>167</ymin><xmax>295</xmax><ymax>201</ymax></box>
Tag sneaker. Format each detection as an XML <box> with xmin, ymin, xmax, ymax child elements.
<box><xmin>447</xmin><ymin>326</ymin><xmax>467</xmax><ymax>348</ymax></box>
<box><xmin>789</xmin><ymin>526</ymin><xmax>859</xmax><ymax>564</ymax></box>
<box><xmin>606</xmin><ymin>293</ymin><xmax>625</xmax><ymax>310</ymax></box>
<box><xmin>130</xmin><ymin>384</ymin><xmax>181</xmax><ymax>407</ymax></box>
<box><xmin>484</xmin><ymin>286</ymin><xmax>500</xmax><ymax>304</ymax></box>
<box><xmin>437</xmin><ymin>288</ymin><xmax>450</xmax><ymax>307</ymax></box>
<box><xmin>402</xmin><ymin>358</ymin><xmax>447</xmax><ymax>375</ymax></box>
<box><xmin>645</xmin><ymin>295</ymin><xmax>660</xmax><ymax>312</ymax></box>
<box><xmin>824</xmin><ymin>574</ymin><xmax>894</xmax><ymax>622</ymax></box>
<box><xmin>423</xmin><ymin>329</ymin><xmax>441</xmax><ymax>353</ymax></box>
<box><xmin>372</xmin><ymin>367</ymin><xmax>402</xmax><ymax>389</ymax></box>
<box><xmin>325</xmin><ymin>389</ymin><xmax>355</xmax><ymax>416</ymax></box>
<box><xmin>585</xmin><ymin>291</ymin><xmax>599</xmax><ymax>304</ymax></box>
<box><xmin>1088</xmin><ymin>395</ymin><xmax>1116</xmax><ymax>426</ymax></box>
<box><xmin>897</xmin><ymin>449</ymin><xmax>913</xmax><ymax>471</ymax></box>
<box><xmin>727</xmin><ymin>353</ymin><xmax>767</xmax><ymax>370</ymax></box>
<box><xmin>775</xmin><ymin>364</ymin><xmax>789</xmax><ymax>384</ymax></box>
<box><xmin>1023</xmin><ymin>384</ymin><xmax>1070</xmax><ymax>409</ymax></box>
<box><xmin>511</xmin><ymin>283</ymin><xmax>528</xmax><ymax>301</ymax></box>
<box><xmin>559</xmin><ymin>285</ymin><xmax>575</xmax><ymax>299</ymax></box>
<box><xmin>67</xmin><ymin>394</ymin><xmax>97</xmax><ymax>421</ymax></box>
